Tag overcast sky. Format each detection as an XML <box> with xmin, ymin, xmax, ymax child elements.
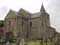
<box><xmin>0</xmin><ymin>0</ymin><xmax>60</xmax><ymax>33</ymax></box>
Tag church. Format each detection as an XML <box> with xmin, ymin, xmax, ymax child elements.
<box><xmin>4</xmin><ymin>4</ymin><xmax>57</xmax><ymax>42</ymax></box>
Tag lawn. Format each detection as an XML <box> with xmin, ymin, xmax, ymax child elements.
<box><xmin>25</xmin><ymin>40</ymin><xmax>55</xmax><ymax>45</ymax></box>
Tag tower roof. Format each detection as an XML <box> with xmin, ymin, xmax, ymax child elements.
<box><xmin>40</xmin><ymin>3</ymin><xmax>45</xmax><ymax>12</ymax></box>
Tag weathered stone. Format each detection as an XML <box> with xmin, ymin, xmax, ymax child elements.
<box><xmin>4</xmin><ymin>4</ymin><xmax>58</xmax><ymax>45</ymax></box>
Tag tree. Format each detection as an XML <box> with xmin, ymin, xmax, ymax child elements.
<box><xmin>0</xmin><ymin>21</ymin><xmax>4</xmax><ymax>45</ymax></box>
<box><xmin>0</xmin><ymin>21</ymin><xmax>4</xmax><ymax>27</ymax></box>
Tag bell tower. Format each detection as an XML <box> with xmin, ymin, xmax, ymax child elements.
<box><xmin>40</xmin><ymin>3</ymin><xmax>50</xmax><ymax>26</ymax></box>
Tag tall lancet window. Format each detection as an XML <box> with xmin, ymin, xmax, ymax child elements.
<box><xmin>30</xmin><ymin>21</ymin><xmax>32</xmax><ymax>27</ymax></box>
<box><xmin>22</xmin><ymin>20</ymin><xmax>23</xmax><ymax>26</ymax></box>
<box><xmin>42</xmin><ymin>23</ymin><xmax>44</xmax><ymax>27</ymax></box>
<box><xmin>26</xmin><ymin>31</ymin><xmax>29</xmax><ymax>38</ymax></box>
<box><xmin>9</xmin><ymin>21</ymin><xmax>11</xmax><ymax>27</ymax></box>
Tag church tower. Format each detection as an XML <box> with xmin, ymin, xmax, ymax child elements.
<box><xmin>40</xmin><ymin>3</ymin><xmax>50</xmax><ymax>26</ymax></box>
<box><xmin>40</xmin><ymin>3</ymin><xmax>51</xmax><ymax>40</ymax></box>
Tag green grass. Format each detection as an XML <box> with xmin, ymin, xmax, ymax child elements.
<box><xmin>25</xmin><ymin>40</ymin><xmax>55</xmax><ymax>45</ymax></box>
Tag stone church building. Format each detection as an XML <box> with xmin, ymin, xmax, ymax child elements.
<box><xmin>4</xmin><ymin>4</ymin><xmax>57</xmax><ymax>42</ymax></box>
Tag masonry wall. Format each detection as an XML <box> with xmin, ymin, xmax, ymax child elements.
<box><xmin>29</xmin><ymin>17</ymin><xmax>42</xmax><ymax>39</ymax></box>
<box><xmin>17</xmin><ymin>16</ymin><xmax>29</xmax><ymax>39</ymax></box>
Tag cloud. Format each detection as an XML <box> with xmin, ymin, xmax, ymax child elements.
<box><xmin>45</xmin><ymin>0</ymin><xmax>60</xmax><ymax>32</ymax></box>
<box><xmin>0</xmin><ymin>6</ymin><xmax>8</xmax><ymax>20</ymax></box>
<box><xmin>0</xmin><ymin>0</ymin><xmax>4</xmax><ymax>2</ymax></box>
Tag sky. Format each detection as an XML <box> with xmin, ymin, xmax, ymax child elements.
<box><xmin>0</xmin><ymin>0</ymin><xmax>60</xmax><ymax>32</ymax></box>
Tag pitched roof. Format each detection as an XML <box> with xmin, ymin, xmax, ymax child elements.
<box><xmin>18</xmin><ymin>8</ymin><xmax>31</xmax><ymax>16</ymax></box>
<box><xmin>7</xmin><ymin>9</ymin><xmax>17</xmax><ymax>15</ymax></box>
<box><xmin>5</xmin><ymin>9</ymin><xmax>17</xmax><ymax>19</ymax></box>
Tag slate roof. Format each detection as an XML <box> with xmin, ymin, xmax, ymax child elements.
<box><xmin>31</xmin><ymin>12</ymin><xmax>41</xmax><ymax>18</ymax></box>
